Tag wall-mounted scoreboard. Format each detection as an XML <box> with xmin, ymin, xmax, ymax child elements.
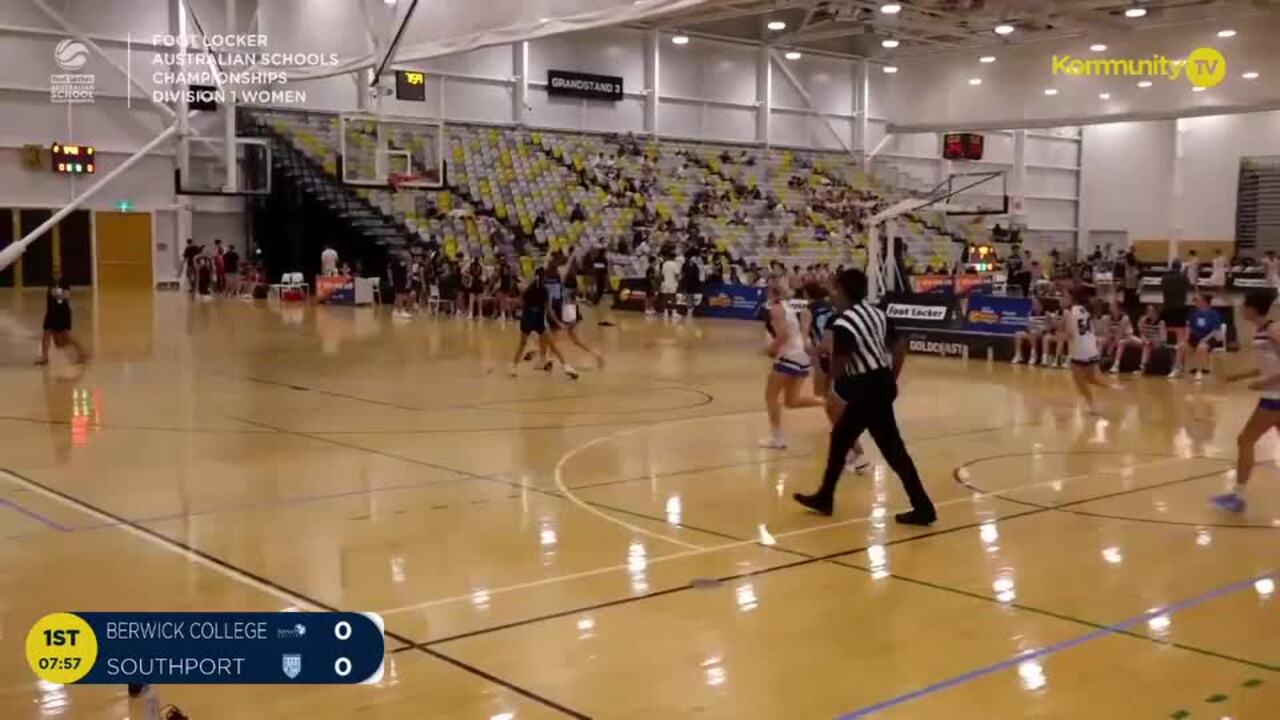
<box><xmin>942</xmin><ymin>132</ymin><xmax>984</xmax><ymax>161</ymax></box>
<box><xmin>52</xmin><ymin>143</ymin><xmax>95</xmax><ymax>174</ymax></box>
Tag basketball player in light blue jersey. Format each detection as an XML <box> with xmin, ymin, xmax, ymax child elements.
<box><xmin>1215</xmin><ymin>290</ymin><xmax>1280</xmax><ymax>512</ymax></box>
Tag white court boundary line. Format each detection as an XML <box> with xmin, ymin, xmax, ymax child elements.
<box><xmin>0</xmin><ymin>469</ymin><xmax>323</xmax><ymax>612</ymax></box>
<box><xmin>382</xmin><ymin>441</ymin><xmax>1206</xmax><ymax>616</ymax></box>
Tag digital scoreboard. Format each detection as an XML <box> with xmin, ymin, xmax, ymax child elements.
<box><xmin>395</xmin><ymin>70</ymin><xmax>426</xmax><ymax>101</ymax></box>
<box><xmin>942</xmin><ymin>132</ymin><xmax>984</xmax><ymax>161</ymax></box>
<box><xmin>51</xmin><ymin>143</ymin><xmax>95</xmax><ymax>174</ymax></box>
<box><xmin>27</xmin><ymin>612</ymin><xmax>384</xmax><ymax>685</ymax></box>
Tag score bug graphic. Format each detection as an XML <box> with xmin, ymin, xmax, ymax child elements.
<box><xmin>27</xmin><ymin>612</ymin><xmax>383</xmax><ymax>685</ymax></box>
<box><xmin>26</xmin><ymin>613</ymin><xmax>98</xmax><ymax>684</ymax></box>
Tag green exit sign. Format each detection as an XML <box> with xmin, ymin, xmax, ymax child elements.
<box><xmin>115</xmin><ymin>200</ymin><xmax>134</xmax><ymax>211</ymax></box>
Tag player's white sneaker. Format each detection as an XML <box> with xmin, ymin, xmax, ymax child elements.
<box><xmin>758</xmin><ymin>436</ymin><xmax>787</xmax><ymax>450</ymax></box>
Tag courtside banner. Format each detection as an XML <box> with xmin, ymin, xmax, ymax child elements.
<box><xmin>697</xmin><ymin>283</ymin><xmax>765</xmax><ymax>320</ymax></box>
<box><xmin>26</xmin><ymin>612</ymin><xmax>384</xmax><ymax>685</ymax></box>
<box><xmin>316</xmin><ymin>275</ymin><xmax>355</xmax><ymax>304</ymax></box>
<box><xmin>910</xmin><ymin>274</ymin><xmax>994</xmax><ymax>296</ymax></box>
<box><xmin>963</xmin><ymin>295</ymin><xmax>1032</xmax><ymax>335</ymax></box>
<box><xmin>614</xmin><ymin>277</ymin><xmax>650</xmax><ymax>311</ymax></box>
<box><xmin>883</xmin><ymin>293</ymin><xmax>956</xmax><ymax>330</ymax></box>
<box><xmin>903</xmin><ymin>329</ymin><xmax>1017</xmax><ymax>362</ymax></box>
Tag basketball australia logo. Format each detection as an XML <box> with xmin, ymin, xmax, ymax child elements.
<box><xmin>51</xmin><ymin>38</ymin><xmax>95</xmax><ymax>104</ymax></box>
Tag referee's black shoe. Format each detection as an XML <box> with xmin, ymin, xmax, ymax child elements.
<box><xmin>894</xmin><ymin>509</ymin><xmax>937</xmax><ymax>526</ymax></box>
<box><xmin>792</xmin><ymin>492</ymin><xmax>833</xmax><ymax>516</ymax></box>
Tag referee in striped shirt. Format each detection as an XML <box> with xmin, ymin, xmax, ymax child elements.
<box><xmin>793</xmin><ymin>268</ymin><xmax>937</xmax><ymax>525</ymax></box>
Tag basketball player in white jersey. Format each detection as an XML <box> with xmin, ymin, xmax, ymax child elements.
<box><xmin>759</xmin><ymin>278</ymin><xmax>824</xmax><ymax>449</ymax></box>
<box><xmin>1215</xmin><ymin>289</ymin><xmax>1280</xmax><ymax>512</ymax></box>
<box><xmin>1208</xmin><ymin>248</ymin><xmax>1228</xmax><ymax>288</ymax></box>
<box><xmin>1066</xmin><ymin>289</ymin><xmax>1107</xmax><ymax>414</ymax></box>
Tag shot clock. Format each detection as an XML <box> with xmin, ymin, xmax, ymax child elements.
<box><xmin>394</xmin><ymin>69</ymin><xmax>426</xmax><ymax>102</ymax></box>
<box><xmin>27</xmin><ymin>612</ymin><xmax>384</xmax><ymax>685</ymax></box>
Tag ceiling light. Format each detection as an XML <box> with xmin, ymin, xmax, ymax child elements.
<box><xmin>1192</xmin><ymin>86</ymin><xmax>1206</xmax><ymax>92</ymax></box>
<box><xmin>882</xmin><ymin>65</ymin><xmax>898</xmax><ymax>74</ymax></box>
<box><xmin>785</xmin><ymin>51</ymin><xmax>802</xmax><ymax>60</ymax></box>
<box><xmin>1098</xmin><ymin>92</ymin><xmax>1110</xmax><ymax>100</ymax></box>
<box><xmin>1124</xmin><ymin>7</ymin><xmax>1147</xmax><ymax>18</ymax></box>
<box><xmin>1090</xmin><ymin>43</ymin><xmax>1107</xmax><ymax>52</ymax></box>
<box><xmin>1217</xmin><ymin>29</ymin><xmax>1236</xmax><ymax>38</ymax></box>
<box><xmin>979</xmin><ymin>55</ymin><xmax>996</xmax><ymax>63</ymax></box>
<box><xmin>1243</xmin><ymin>71</ymin><xmax>1259</xmax><ymax>79</ymax></box>
<box><xmin>1137</xmin><ymin>80</ymin><xmax>1152</xmax><ymax>87</ymax></box>
<box><xmin>1043</xmin><ymin>88</ymin><xmax>1058</xmax><ymax>96</ymax></box>
<box><xmin>383</xmin><ymin>0</ymin><xmax>396</xmax><ymax>4</ymax></box>
<box><xmin>671</xmin><ymin>34</ymin><xmax>689</xmax><ymax>45</ymax></box>
<box><xmin>767</xmin><ymin>20</ymin><xmax>786</xmax><ymax>30</ymax></box>
<box><xmin>881</xmin><ymin>38</ymin><xmax>900</xmax><ymax>48</ymax></box>
<box><xmin>968</xmin><ymin>78</ymin><xmax>982</xmax><ymax>86</ymax></box>
<box><xmin>880</xmin><ymin>3</ymin><xmax>902</xmax><ymax>14</ymax></box>
<box><xmin>994</xmin><ymin>24</ymin><xmax>1015</xmax><ymax>35</ymax></box>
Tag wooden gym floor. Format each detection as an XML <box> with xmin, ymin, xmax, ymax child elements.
<box><xmin>0</xmin><ymin>288</ymin><xmax>1275</xmax><ymax>719</ymax></box>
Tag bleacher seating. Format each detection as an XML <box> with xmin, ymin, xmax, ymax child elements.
<box><xmin>247</xmin><ymin>109</ymin><xmax>991</xmax><ymax>276</ymax></box>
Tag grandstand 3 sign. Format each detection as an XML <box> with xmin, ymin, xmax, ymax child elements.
<box><xmin>547</xmin><ymin>70</ymin><xmax>624</xmax><ymax>101</ymax></box>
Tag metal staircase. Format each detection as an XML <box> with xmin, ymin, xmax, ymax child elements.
<box><xmin>244</xmin><ymin>117</ymin><xmax>412</xmax><ymax>250</ymax></box>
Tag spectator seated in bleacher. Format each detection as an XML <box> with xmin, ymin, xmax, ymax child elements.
<box><xmin>1097</xmin><ymin>299</ymin><xmax>1135</xmax><ymax>371</ymax></box>
<box><xmin>1180</xmin><ymin>292</ymin><xmax>1226</xmax><ymax>380</ymax></box>
<box><xmin>1118</xmin><ymin>304</ymin><xmax>1170</xmax><ymax>375</ymax></box>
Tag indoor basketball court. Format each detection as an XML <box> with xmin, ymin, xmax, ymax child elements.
<box><xmin>0</xmin><ymin>0</ymin><xmax>1277</xmax><ymax>718</ymax></box>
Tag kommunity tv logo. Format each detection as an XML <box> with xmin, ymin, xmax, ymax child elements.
<box><xmin>1052</xmin><ymin>47</ymin><xmax>1227</xmax><ymax>88</ymax></box>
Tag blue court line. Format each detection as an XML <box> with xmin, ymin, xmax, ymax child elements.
<box><xmin>837</xmin><ymin>570</ymin><xmax>1277</xmax><ymax>719</ymax></box>
<box><xmin>0</xmin><ymin>497</ymin><xmax>71</xmax><ymax>531</ymax></box>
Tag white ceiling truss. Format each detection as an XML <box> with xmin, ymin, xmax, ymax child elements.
<box><xmin>649</xmin><ymin>0</ymin><xmax>1277</xmax><ymax>60</ymax></box>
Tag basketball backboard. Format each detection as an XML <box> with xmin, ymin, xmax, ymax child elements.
<box><xmin>176</xmin><ymin>137</ymin><xmax>272</xmax><ymax>196</ymax></box>
<box><xmin>916</xmin><ymin>171</ymin><xmax>1008</xmax><ymax>217</ymax></box>
<box><xmin>340</xmin><ymin>113</ymin><xmax>444</xmax><ymax>189</ymax></box>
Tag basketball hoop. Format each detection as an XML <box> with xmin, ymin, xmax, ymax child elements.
<box><xmin>387</xmin><ymin>172</ymin><xmax>421</xmax><ymax>192</ymax></box>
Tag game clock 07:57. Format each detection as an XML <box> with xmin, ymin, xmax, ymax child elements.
<box><xmin>26</xmin><ymin>612</ymin><xmax>99</xmax><ymax>684</ymax></box>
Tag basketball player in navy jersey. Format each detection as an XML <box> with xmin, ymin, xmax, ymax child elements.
<box><xmin>510</xmin><ymin>268</ymin><xmax>577</xmax><ymax>379</ymax></box>
<box><xmin>550</xmin><ymin>254</ymin><xmax>605</xmax><ymax>369</ymax></box>
<box><xmin>807</xmin><ymin>282</ymin><xmax>869</xmax><ymax>472</ymax></box>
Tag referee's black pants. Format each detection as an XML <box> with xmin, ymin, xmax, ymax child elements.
<box><xmin>820</xmin><ymin>376</ymin><xmax>935</xmax><ymax>515</ymax></box>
